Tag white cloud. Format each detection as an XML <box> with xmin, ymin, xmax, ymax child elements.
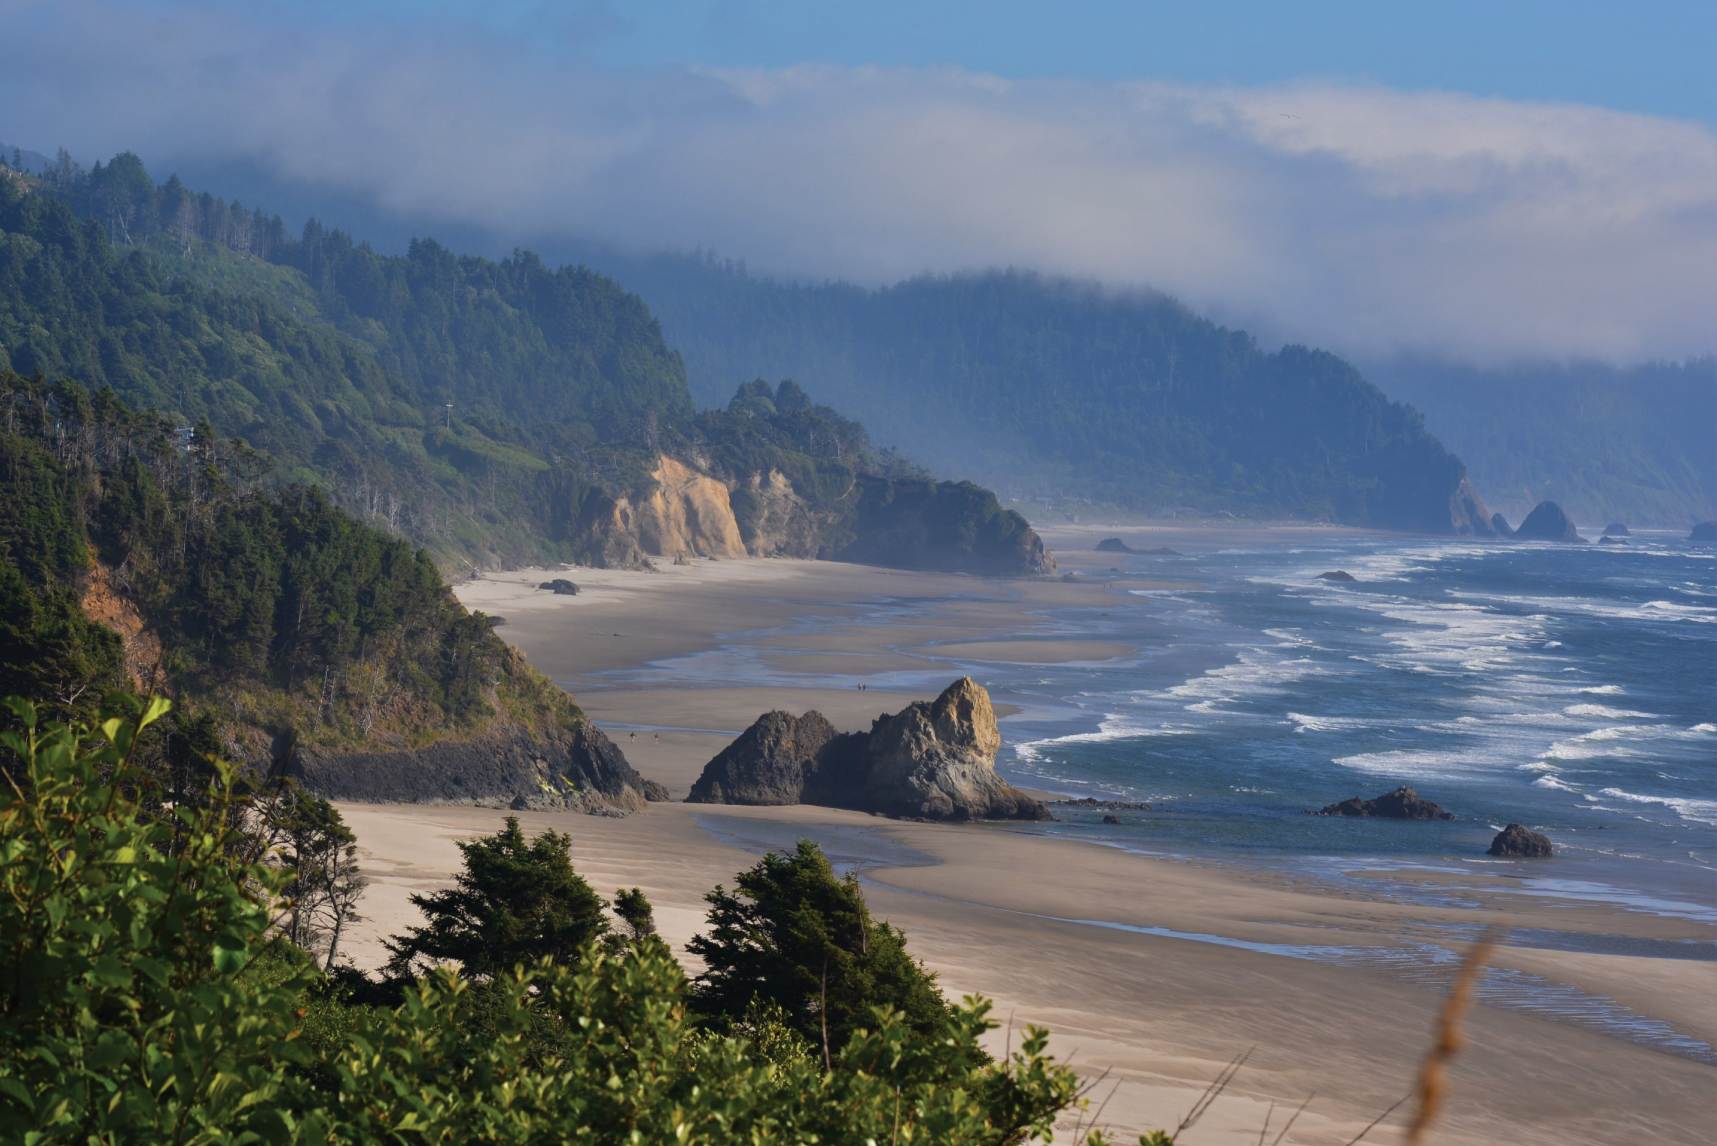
<box><xmin>1</xmin><ymin>0</ymin><xmax>1711</xmax><ymax>363</ymax></box>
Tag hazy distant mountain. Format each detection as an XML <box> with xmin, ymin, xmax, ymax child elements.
<box><xmin>1367</xmin><ymin>357</ymin><xmax>1715</xmax><ymax>528</ymax></box>
<box><xmin>575</xmin><ymin>251</ymin><xmax>1491</xmax><ymax>532</ymax></box>
<box><xmin>0</xmin><ymin>152</ymin><xmax>1048</xmax><ymax>575</ymax></box>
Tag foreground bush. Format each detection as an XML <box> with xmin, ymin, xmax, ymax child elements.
<box><xmin>0</xmin><ymin>695</ymin><xmax>1085</xmax><ymax>1144</ymax></box>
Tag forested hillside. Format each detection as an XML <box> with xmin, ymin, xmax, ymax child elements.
<box><xmin>1367</xmin><ymin>356</ymin><xmax>1716</xmax><ymax>528</ymax></box>
<box><xmin>0</xmin><ymin>153</ymin><xmax>1048</xmax><ymax>573</ymax></box>
<box><xmin>578</xmin><ymin>252</ymin><xmax>1489</xmax><ymax>531</ymax></box>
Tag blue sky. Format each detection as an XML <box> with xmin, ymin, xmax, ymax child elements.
<box><xmin>3</xmin><ymin>0</ymin><xmax>1712</xmax><ymax>362</ymax></box>
<box><xmin>339</xmin><ymin>0</ymin><xmax>1715</xmax><ymax>123</ymax></box>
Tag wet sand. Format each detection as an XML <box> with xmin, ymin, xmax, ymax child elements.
<box><xmin>327</xmin><ymin>533</ymin><xmax>1717</xmax><ymax>1144</ymax></box>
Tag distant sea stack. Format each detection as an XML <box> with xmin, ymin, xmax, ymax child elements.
<box><xmin>1691</xmin><ymin>521</ymin><xmax>1717</xmax><ymax>545</ymax></box>
<box><xmin>1514</xmin><ymin>501</ymin><xmax>1585</xmax><ymax>542</ymax></box>
<box><xmin>1095</xmin><ymin>537</ymin><xmax>1137</xmax><ymax>554</ymax></box>
<box><xmin>1491</xmin><ymin>512</ymin><xmax>1515</xmax><ymax>538</ymax></box>
<box><xmin>1602</xmin><ymin>523</ymin><xmax>1630</xmax><ymax>537</ymax></box>
<box><xmin>687</xmin><ymin>678</ymin><xmax>1049</xmax><ymax>822</ymax></box>
<box><xmin>1317</xmin><ymin>570</ymin><xmax>1356</xmax><ymax>583</ymax></box>
<box><xmin>1311</xmin><ymin>787</ymin><xmax>1454</xmax><ymax>820</ymax></box>
<box><xmin>1488</xmin><ymin>824</ymin><xmax>1554</xmax><ymax>857</ymax></box>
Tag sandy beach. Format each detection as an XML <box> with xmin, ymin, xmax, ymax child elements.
<box><xmin>332</xmin><ymin>526</ymin><xmax>1714</xmax><ymax>1145</ymax></box>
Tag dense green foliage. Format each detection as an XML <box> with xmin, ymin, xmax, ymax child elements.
<box><xmin>4</xmin><ymin>155</ymin><xmax>1039</xmax><ymax>572</ymax></box>
<box><xmin>385</xmin><ymin>817</ymin><xmax>610</xmax><ymax>979</ymax></box>
<box><xmin>0</xmin><ymin>374</ymin><xmax>570</xmax><ymax>748</ymax></box>
<box><xmin>1369</xmin><ymin>355</ymin><xmax>1716</xmax><ymax>527</ymax></box>
<box><xmin>690</xmin><ymin>840</ymin><xmax>955</xmax><ymax>1059</ymax></box>
<box><xmin>596</xmin><ymin>253</ymin><xmax>1478</xmax><ymax>528</ymax></box>
<box><xmin>0</xmin><ymin>696</ymin><xmax>1095</xmax><ymax>1145</ymax></box>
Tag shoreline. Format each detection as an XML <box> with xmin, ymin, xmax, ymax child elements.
<box><xmin>329</xmin><ymin>534</ymin><xmax>1717</xmax><ymax>1143</ymax></box>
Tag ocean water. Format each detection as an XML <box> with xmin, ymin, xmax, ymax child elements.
<box><xmin>595</xmin><ymin>529</ymin><xmax>1716</xmax><ymax>915</ymax></box>
<box><xmin>982</xmin><ymin>530</ymin><xmax>1717</xmax><ymax>916</ymax></box>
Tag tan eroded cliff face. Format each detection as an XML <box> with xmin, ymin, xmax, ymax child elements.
<box><xmin>612</xmin><ymin>456</ymin><xmax>748</xmax><ymax>559</ymax></box>
<box><xmin>742</xmin><ymin>468</ymin><xmax>819</xmax><ymax>558</ymax></box>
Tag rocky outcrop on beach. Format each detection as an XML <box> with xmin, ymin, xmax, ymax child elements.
<box><xmin>1317</xmin><ymin>570</ymin><xmax>1357</xmax><ymax>582</ymax></box>
<box><xmin>1690</xmin><ymin>521</ymin><xmax>1717</xmax><ymax>544</ymax></box>
<box><xmin>1491</xmin><ymin>512</ymin><xmax>1515</xmax><ymax>538</ymax></box>
<box><xmin>1514</xmin><ymin>501</ymin><xmax>1584</xmax><ymax>542</ymax></box>
<box><xmin>686</xmin><ymin>678</ymin><xmax>1050</xmax><ymax>821</ymax></box>
<box><xmin>1488</xmin><ymin>824</ymin><xmax>1554</xmax><ymax>857</ymax></box>
<box><xmin>687</xmin><ymin>710</ymin><xmax>841</xmax><ymax>805</ymax></box>
<box><xmin>1096</xmin><ymin>537</ymin><xmax>1136</xmax><ymax>553</ymax></box>
<box><xmin>538</xmin><ymin>578</ymin><xmax>579</xmax><ymax>595</ymax></box>
<box><xmin>290</xmin><ymin>721</ymin><xmax>668</xmax><ymax>814</ymax></box>
<box><xmin>1311</xmin><ymin>786</ymin><xmax>1454</xmax><ymax>820</ymax></box>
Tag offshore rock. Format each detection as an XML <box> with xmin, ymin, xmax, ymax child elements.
<box><xmin>1317</xmin><ymin>570</ymin><xmax>1357</xmax><ymax>582</ymax></box>
<box><xmin>1598</xmin><ymin>536</ymin><xmax>1627</xmax><ymax>546</ymax></box>
<box><xmin>1690</xmin><ymin>521</ymin><xmax>1717</xmax><ymax>544</ymax></box>
<box><xmin>1515</xmin><ymin>501</ymin><xmax>1585</xmax><ymax>542</ymax></box>
<box><xmin>1602</xmin><ymin>523</ymin><xmax>1630</xmax><ymax>537</ymax></box>
<box><xmin>1491</xmin><ymin>512</ymin><xmax>1515</xmax><ymax>538</ymax></box>
<box><xmin>1488</xmin><ymin>823</ymin><xmax>1554</xmax><ymax>857</ymax></box>
<box><xmin>1095</xmin><ymin>537</ymin><xmax>1137</xmax><ymax>553</ymax></box>
<box><xmin>687</xmin><ymin>678</ymin><xmax>1050</xmax><ymax>822</ymax></box>
<box><xmin>1312</xmin><ymin>786</ymin><xmax>1454</xmax><ymax>820</ymax></box>
<box><xmin>291</xmin><ymin>721</ymin><xmax>668</xmax><ymax>813</ymax></box>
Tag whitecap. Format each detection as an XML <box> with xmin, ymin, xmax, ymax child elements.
<box><xmin>1579</xmin><ymin>685</ymin><xmax>1625</xmax><ymax>696</ymax></box>
<box><xmin>1533</xmin><ymin>775</ymin><xmax>1581</xmax><ymax>792</ymax></box>
<box><xmin>1595</xmin><ymin>789</ymin><xmax>1717</xmax><ymax>827</ymax></box>
<box><xmin>1564</xmin><ymin>704</ymin><xmax>1661</xmax><ymax>719</ymax></box>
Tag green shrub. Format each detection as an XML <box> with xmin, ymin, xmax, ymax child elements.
<box><xmin>1</xmin><ymin>694</ymin><xmax>1096</xmax><ymax>1144</ymax></box>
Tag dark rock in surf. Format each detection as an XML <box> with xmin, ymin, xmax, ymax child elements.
<box><xmin>1515</xmin><ymin>501</ymin><xmax>1584</xmax><ymax>542</ymax></box>
<box><xmin>1317</xmin><ymin>570</ymin><xmax>1357</xmax><ymax>582</ymax></box>
<box><xmin>1101</xmin><ymin>813</ymin><xmax>1121</xmax><ymax>824</ymax></box>
<box><xmin>1050</xmin><ymin>797</ymin><xmax>1153</xmax><ymax>810</ymax></box>
<box><xmin>687</xmin><ymin>678</ymin><xmax>1049</xmax><ymax>822</ymax></box>
<box><xmin>538</xmin><ymin>578</ymin><xmax>580</xmax><ymax>595</ymax></box>
<box><xmin>1491</xmin><ymin>512</ymin><xmax>1515</xmax><ymax>538</ymax></box>
<box><xmin>1488</xmin><ymin>823</ymin><xmax>1554</xmax><ymax>857</ymax></box>
<box><xmin>1311</xmin><ymin>786</ymin><xmax>1454</xmax><ymax>820</ymax></box>
<box><xmin>1690</xmin><ymin>521</ymin><xmax>1717</xmax><ymax>544</ymax></box>
<box><xmin>1598</xmin><ymin>536</ymin><xmax>1627</xmax><ymax>546</ymax></box>
<box><xmin>1096</xmin><ymin>537</ymin><xmax>1136</xmax><ymax>554</ymax></box>
<box><xmin>1602</xmin><ymin>523</ymin><xmax>1630</xmax><ymax>537</ymax></box>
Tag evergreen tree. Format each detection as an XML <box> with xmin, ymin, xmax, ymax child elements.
<box><xmin>385</xmin><ymin>816</ymin><xmax>609</xmax><ymax>978</ymax></box>
<box><xmin>688</xmin><ymin>839</ymin><xmax>953</xmax><ymax>1064</ymax></box>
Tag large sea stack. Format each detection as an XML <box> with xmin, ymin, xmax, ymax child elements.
<box><xmin>1491</xmin><ymin>512</ymin><xmax>1515</xmax><ymax>538</ymax></box>
<box><xmin>1690</xmin><ymin>521</ymin><xmax>1717</xmax><ymax>545</ymax></box>
<box><xmin>687</xmin><ymin>678</ymin><xmax>1049</xmax><ymax>821</ymax></box>
<box><xmin>1514</xmin><ymin>501</ymin><xmax>1584</xmax><ymax>542</ymax></box>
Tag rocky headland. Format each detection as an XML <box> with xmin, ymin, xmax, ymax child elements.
<box><xmin>687</xmin><ymin>678</ymin><xmax>1050</xmax><ymax>821</ymax></box>
<box><xmin>1310</xmin><ymin>787</ymin><xmax>1454</xmax><ymax>820</ymax></box>
<box><xmin>290</xmin><ymin>719</ymin><xmax>667</xmax><ymax>814</ymax></box>
<box><xmin>1690</xmin><ymin>521</ymin><xmax>1717</xmax><ymax>544</ymax></box>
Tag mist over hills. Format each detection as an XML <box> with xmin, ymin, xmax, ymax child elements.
<box><xmin>573</xmin><ymin>247</ymin><xmax>1713</xmax><ymax>529</ymax></box>
<box><xmin>0</xmin><ymin>150</ymin><xmax>1048</xmax><ymax>575</ymax></box>
<box><xmin>1366</xmin><ymin>356</ymin><xmax>1716</xmax><ymax>528</ymax></box>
